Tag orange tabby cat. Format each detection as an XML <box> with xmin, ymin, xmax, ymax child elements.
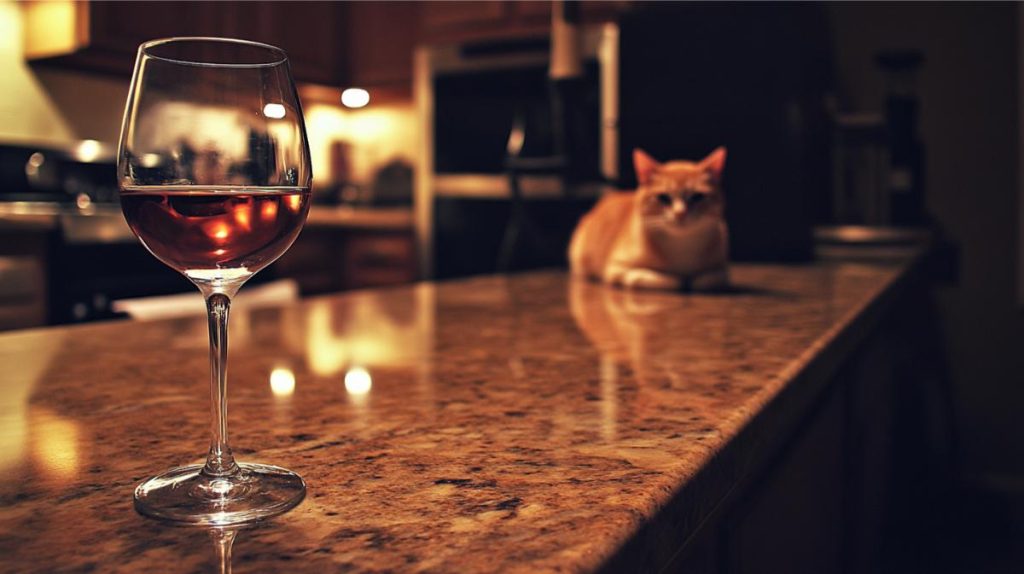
<box><xmin>568</xmin><ymin>147</ymin><xmax>728</xmax><ymax>290</ymax></box>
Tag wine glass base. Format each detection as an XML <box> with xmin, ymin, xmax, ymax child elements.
<box><xmin>134</xmin><ymin>463</ymin><xmax>305</xmax><ymax>526</ymax></box>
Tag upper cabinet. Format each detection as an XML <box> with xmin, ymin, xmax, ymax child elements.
<box><xmin>224</xmin><ymin>2</ymin><xmax>347</xmax><ymax>87</ymax></box>
<box><xmin>346</xmin><ymin>1</ymin><xmax>419</xmax><ymax>90</ymax></box>
<box><xmin>24</xmin><ymin>1</ymin><xmax>347</xmax><ymax>86</ymax></box>
<box><xmin>24</xmin><ymin>1</ymin><xmax>629</xmax><ymax>97</ymax></box>
<box><xmin>417</xmin><ymin>1</ymin><xmax>628</xmax><ymax>44</ymax></box>
<box><xmin>418</xmin><ymin>1</ymin><xmax>548</xmax><ymax>44</ymax></box>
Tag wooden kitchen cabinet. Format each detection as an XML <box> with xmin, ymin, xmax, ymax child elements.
<box><xmin>0</xmin><ymin>230</ymin><xmax>49</xmax><ymax>331</ymax></box>
<box><xmin>656</xmin><ymin>308</ymin><xmax>911</xmax><ymax>574</ymax></box>
<box><xmin>224</xmin><ymin>2</ymin><xmax>346</xmax><ymax>87</ymax></box>
<box><xmin>270</xmin><ymin>226</ymin><xmax>417</xmax><ymax>295</ymax></box>
<box><xmin>418</xmin><ymin>1</ymin><xmax>513</xmax><ymax>40</ymax></box>
<box><xmin>85</xmin><ymin>2</ymin><xmax>219</xmax><ymax>73</ymax></box>
<box><xmin>725</xmin><ymin>382</ymin><xmax>846</xmax><ymax>574</ymax></box>
<box><xmin>346</xmin><ymin>1</ymin><xmax>419</xmax><ymax>90</ymax></box>
<box><xmin>26</xmin><ymin>1</ymin><xmax>629</xmax><ymax>93</ymax></box>
<box><xmin>417</xmin><ymin>1</ymin><xmax>628</xmax><ymax>44</ymax></box>
<box><xmin>24</xmin><ymin>1</ymin><xmax>215</xmax><ymax>77</ymax></box>
<box><xmin>26</xmin><ymin>1</ymin><xmax>346</xmax><ymax>85</ymax></box>
<box><xmin>417</xmin><ymin>1</ymin><xmax>550</xmax><ymax>44</ymax></box>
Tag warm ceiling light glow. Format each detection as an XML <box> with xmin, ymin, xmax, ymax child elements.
<box><xmin>340</xmin><ymin>88</ymin><xmax>370</xmax><ymax>109</ymax></box>
<box><xmin>22</xmin><ymin>1</ymin><xmax>84</xmax><ymax>59</ymax></box>
<box><xmin>75</xmin><ymin>139</ymin><xmax>101</xmax><ymax>163</ymax></box>
<box><xmin>270</xmin><ymin>367</ymin><xmax>296</xmax><ymax>396</ymax></box>
<box><xmin>25</xmin><ymin>152</ymin><xmax>45</xmax><ymax>177</ymax></box>
<box><xmin>141</xmin><ymin>153</ymin><xmax>162</xmax><ymax>168</ymax></box>
<box><xmin>263</xmin><ymin>103</ymin><xmax>287</xmax><ymax>119</ymax></box>
<box><xmin>344</xmin><ymin>367</ymin><xmax>372</xmax><ymax>395</ymax></box>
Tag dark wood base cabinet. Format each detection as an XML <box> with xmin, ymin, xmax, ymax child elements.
<box><xmin>270</xmin><ymin>227</ymin><xmax>417</xmax><ymax>295</ymax></box>
<box><xmin>602</xmin><ymin>272</ymin><xmax>941</xmax><ymax>574</ymax></box>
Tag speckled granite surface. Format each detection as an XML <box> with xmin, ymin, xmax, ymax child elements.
<box><xmin>0</xmin><ymin>261</ymin><xmax>914</xmax><ymax>573</ymax></box>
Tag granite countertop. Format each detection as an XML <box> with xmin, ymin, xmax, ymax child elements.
<box><xmin>0</xmin><ymin>258</ymin><xmax>917</xmax><ymax>573</ymax></box>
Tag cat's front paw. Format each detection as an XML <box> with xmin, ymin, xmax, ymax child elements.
<box><xmin>621</xmin><ymin>268</ymin><xmax>681</xmax><ymax>290</ymax></box>
<box><xmin>689</xmin><ymin>268</ymin><xmax>730</xmax><ymax>292</ymax></box>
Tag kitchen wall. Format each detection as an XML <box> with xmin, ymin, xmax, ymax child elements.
<box><xmin>0</xmin><ymin>0</ymin><xmax>415</xmax><ymax>191</ymax></box>
<box><xmin>828</xmin><ymin>3</ymin><xmax>1024</xmax><ymax>484</ymax></box>
<box><xmin>0</xmin><ymin>0</ymin><xmax>111</xmax><ymax>144</ymax></box>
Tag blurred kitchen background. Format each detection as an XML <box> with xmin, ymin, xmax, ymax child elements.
<box><xmin>1</xmin><ymin>2</ymin><xmax>1023</xmax><ymax>567</ymax></box>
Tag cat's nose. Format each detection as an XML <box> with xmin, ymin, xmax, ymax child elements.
<box><xmin>671</xmin><ymin>199</ymin><xmax>687</xmax><ymax>220</ymax></box>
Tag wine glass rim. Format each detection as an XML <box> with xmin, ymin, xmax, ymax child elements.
<box><xmin>140</xmin><ymin>37</ymin><xmax>288</xmax><ymax>68</ymax></box>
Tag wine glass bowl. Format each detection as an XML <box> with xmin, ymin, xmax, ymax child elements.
<box><xmin>119</xmin><ymin>38</ymin><xmax>311</xmax><ymax>525</ymax></box>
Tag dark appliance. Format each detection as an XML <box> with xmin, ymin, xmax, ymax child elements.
<box><xmin>0</xmin><ymin>142</ymin><xmax>195</xmax><ymax>324</ymax></box>
<box><xmin>0</xmin><ymin>141</ymin><xmax>119</xmax><ymax>204</ymax></box>
<box><xmin>420</xmin><ymin>4</ymin><xmax>834</xmax><ymax>278</ymax></box>
<box><xmin>615</xmin><ymin>3</ymin><xmax>833</xmax><ymax>262</ymax></box>
<box><xmin>420</xmin><ymin>26</ymin><xmax>617</xmax><ymax>279</ymax></box>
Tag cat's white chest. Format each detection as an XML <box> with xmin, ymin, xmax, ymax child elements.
<box><xmin>651</xmin><ymin>219</ymin><xmax>727</xmax><ymax>275</ymax></box>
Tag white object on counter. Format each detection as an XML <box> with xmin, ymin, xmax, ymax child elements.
<box><xmin>111</xmin><ymin>279</ymin><xmax>299</xmax><ymax>321</ymax></box>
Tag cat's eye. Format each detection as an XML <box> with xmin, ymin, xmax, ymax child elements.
<box><xmin>655</xmin><ymin>193</ymin><xmax>672</xmax><ymax>206</ymax></box>
<box><xmin>687</xmin><ymin>194</ymin><xmax>705</xmax><ymax>207</ymax></box>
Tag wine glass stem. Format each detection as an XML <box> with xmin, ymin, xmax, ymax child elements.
<box><xmin>204</xmin><ymin>293</ymin><xmax>239</xmax><ymax>477</ymax></box>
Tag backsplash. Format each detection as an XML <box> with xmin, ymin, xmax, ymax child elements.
<box><xmin>304</xmin><ymin>101</ymin><xmax>417</xmax><ymax>192</ymax></box>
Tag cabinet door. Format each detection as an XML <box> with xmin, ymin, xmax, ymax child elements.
<box><xmin>727</xmin><ymin>385</ymin><xmax>846</xmax><ymax>574</ymax></box>
<box><xmin>270</xmin><ymin>228</ymin><xmax>417</xmax><ymax>295</ymax></box>
<box><xmin>230</xmin><ymin>1</ymin><xmax>346</xmax><ymax>86</ymax></box>
<box><xmin>419</xmin><ymin>1</ymin><xmax>508</xmax><ymax>35</ymax></box>
<box><xmin>343</xmin><ymin>232</ymin><xmax>417</xmax><ymax>289</ymax></box>
<box><xmin>346</xmin><ymin>2</ymin><xmax>418</xmax><ymax>89</ymax></box>
<box><xmin>72</xmin><ymin>1</ymin><xmax>222</xmax><ymax>75</ymax></box>
<box><xmin>89</xmin><ymin>1</ymin><xmax>221</xmax><ymax>48</ymax></box>
<box><xmin>419</xmin><ymin>1</ymin><xmax>552</xmax><ymax>44</ymax></box>
<box><xmin>30</xmin><ymin>1</ymin><xmax>344</xmax><ymax>85</ymax></box>
<box><xmin>417</xmin><ymin>1</ymin><xmax>625</xmax><ymax>45</ymax></box>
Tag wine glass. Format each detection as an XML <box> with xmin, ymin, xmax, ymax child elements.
<box><xmin>118</xmin><ymin>38</ymin><xmax>311</xmax><ymax>525</ymax></box>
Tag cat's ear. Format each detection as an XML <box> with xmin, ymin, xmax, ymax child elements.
<box><xmin>701</xmin><ymin>147</ymin><xmax>727</xmax><ymax>182</ymax></box>
<box><xmin>633</xmin><ymin>149</ymin><xmax>661</xmax><ymax>186</ymax></box>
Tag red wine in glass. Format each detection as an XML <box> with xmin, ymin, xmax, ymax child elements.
<box><xmin>121</xmin><ymin>186</ymin><xmax>311</xmax><ymax>278</ymax></box>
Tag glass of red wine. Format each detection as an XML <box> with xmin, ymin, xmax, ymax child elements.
<box><xmin>118</xmin><ymin>38</ymin><xmax>311</xmax><ymax>525</ymax></box>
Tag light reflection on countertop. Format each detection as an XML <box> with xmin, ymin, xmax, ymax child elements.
<box><xmin>270</xmin><ymin>367</ymin><xmax>296</xmax><ymax>397</ymax></box>
<box><xmin>0</xmin><ymin>261</ymin><xmax>915</xmax><ymax>573</ymax></box>
<box><xmin>344</xmin><ymin>367</ymin><xmax>373</xmax><ymax>397</ymax></box>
